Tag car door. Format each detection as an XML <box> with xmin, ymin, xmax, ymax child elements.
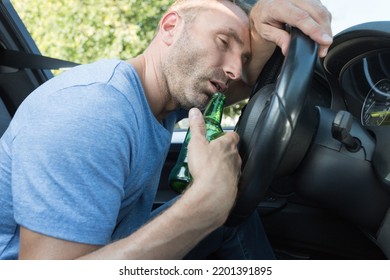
<box><xmin>0</xmin><ymin>0</ymin><xmax>53</xmax><ymax>128</ymax></box>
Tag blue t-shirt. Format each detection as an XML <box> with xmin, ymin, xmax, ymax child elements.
<box><xmin>0</xmin><ymin>59</ymin><xmax>178</xmax><ymax>259</ymax></box>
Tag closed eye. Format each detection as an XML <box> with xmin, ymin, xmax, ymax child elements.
<box><xmin>242</xmin><ymin>53</ymin><xmax>251</xmax><ymax>65</ymax></box>
<box><xmin>218</xmin><ymin>37</ymin><xmax>229</xmax><ymax>50</ymax></box>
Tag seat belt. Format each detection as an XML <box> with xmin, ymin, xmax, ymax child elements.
<box><xmin>0</xmin><ymin>48</ymin><xmax>79</xmax><ymax>69</ymax></box>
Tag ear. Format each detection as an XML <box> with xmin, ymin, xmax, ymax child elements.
<box><xmin>159</xmin><ymin>12</ymin><xmax>181</xmax><ymax>46</ymax></box>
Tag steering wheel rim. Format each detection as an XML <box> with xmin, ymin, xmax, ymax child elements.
<box><xmin>225</xmin><ymin>27</ymin><xmax>318</xmax><ymax>226</ymax></box>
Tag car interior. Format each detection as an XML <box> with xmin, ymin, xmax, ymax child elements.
<box><xmin>1</xmin><ymin>0</ymin><xmax>390</xmax><ymax>259</ymax></box>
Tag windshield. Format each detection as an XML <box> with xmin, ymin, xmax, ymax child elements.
<box><xmin>323</xmin><ymin>0</ymin><xmax>388</xmax><ymax>34</ymax></box>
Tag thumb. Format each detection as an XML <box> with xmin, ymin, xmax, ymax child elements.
<box><xmin>187</xmin><ymin>108</ymin><xmax>208</xmax><ymax>181</ymax></box>
<box><xmin>188</xmin><ymin>108</ymin><xmax>206</xmax><ymax>140</ymax></box>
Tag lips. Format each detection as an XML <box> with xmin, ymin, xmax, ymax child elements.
<box><xmin>210</xmin><ymin>80</ymin><xmax>227</xmax><ymax>93</ymax></box>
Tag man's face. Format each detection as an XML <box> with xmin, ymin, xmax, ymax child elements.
<box><xmin>162</xmin><ymin>1</ymin><xmax>251</xmax><ymax>110</ymax></box>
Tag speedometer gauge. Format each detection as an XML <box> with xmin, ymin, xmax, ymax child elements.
<box><xmin>361</xmin><ymin>79</ymin><xmax>390</xmax><ymax>126</ymax></box>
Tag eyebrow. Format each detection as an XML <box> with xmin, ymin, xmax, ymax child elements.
<box><xmin>225</xmin><ymin>28</ymin><xmax>251</xmax><ymax>62</ymax></box>
<box><xmin>226</xmin><ymin>28</ymin><xmax>244</xmax><ymax>46</ymax></box>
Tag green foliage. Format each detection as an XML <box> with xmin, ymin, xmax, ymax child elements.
<box><xmin>12</xmin><ymin>0</ymin><xmax>174</xmax><ymax>64</ymax></box>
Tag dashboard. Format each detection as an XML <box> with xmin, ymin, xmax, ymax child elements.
<box><xmin>291</xmin><ymin>23</ymin><xmax>390</xmax><ymax>233</ymax></box>
<box><xmin>323</xmin><ymin>21</ymin><xmax>390</xmax><ymax>127</ymax></box>
<box><xmin>340</xmin><ymin>51</ymin><xmax>390</xmax><ymax>126</ymax></box>
<box><xmin>362</xmin><ymin>78</ymin><xmax>390</xmax><ymax>127</ymax></box>
<box><xmin>319</xmin><ymin>21</ymin><xmax>390</xmax><ymax>191</ymax></box>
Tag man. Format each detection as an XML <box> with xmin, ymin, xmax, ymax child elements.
<box><xmin>0</xmin><ymin>0</ymin><xmax>332</xmax><ymax>259</ymax></box>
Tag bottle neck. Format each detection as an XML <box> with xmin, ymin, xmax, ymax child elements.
<box><xmin>203</xmin><ymin>92</ymin><xmax>226</xmax><ymax>124</ymax></box>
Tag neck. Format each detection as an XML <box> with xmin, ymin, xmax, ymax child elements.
<box><xmin>128</xmin><ymin>49</ymin><xmax>177</xmax><ymax>122</ymax></box>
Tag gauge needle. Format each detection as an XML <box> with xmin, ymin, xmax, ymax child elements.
<box><xmin>370</xmin><ymin>111</ymin><xmax>390</xmax><ymax>118</ymax></box>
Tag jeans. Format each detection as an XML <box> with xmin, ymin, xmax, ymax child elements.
<box><xmin>151</xmin><ymin>198</ymin><xmax>275</xmax><ymax>260</ymax></box>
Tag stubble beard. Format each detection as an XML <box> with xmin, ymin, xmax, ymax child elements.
<box><xmin>161</xmin><ymin>30</ymin><xmax>214</xmax><ymax>111</ymax></box>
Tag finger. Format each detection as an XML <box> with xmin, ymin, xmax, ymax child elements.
<box><xmin>258</xmin><ymin>0</ymin><xmax>333</xmax><ymax>56</ymax></box>
<box><xmin>257</xmin><ymin>24</ymin><xmax>291</xmax><ymax>56</ymax></box>
<box><xmin>188</xmin><ymin>108</ymin><xmax>206</xmax><ymax>142</ymax></box>
<box><xmin>318</xmin><ymin>45</ymin><xmax>329</xmax><ymax>58</ymax></box>
<box><xmin>219</xmin><ymin>131</ymin><xmax>240</xmax><ymax>147</ymax></box>
<box><xmin>276</xmin><ymin>1</ymin><xmax>332</xmax><ymax>42</ymax></box>
<box><xmin>291</xmin><ymin>0</ymin><xmax>333</xmax><ymax>56</ymax></box>
<box><xmin>291</xmin><ymin>0</ymin><xmax>333</xmax><ymax>31</ymax></box>
<box><xmin>261</xmin><ymin>22</ymin><xmax>330</xmax><ymax>58</ymax></box>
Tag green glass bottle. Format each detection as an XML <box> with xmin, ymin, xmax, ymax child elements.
<box><xmin>169</xmin><ymin>92</ymin><xmax>226</xmax><ymax>194</ymax></box>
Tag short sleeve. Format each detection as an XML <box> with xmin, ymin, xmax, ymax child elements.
<box><xmin>12</xmin><ymin>84</ymin><xmax>134</xmax><ymax>245</ymax></box>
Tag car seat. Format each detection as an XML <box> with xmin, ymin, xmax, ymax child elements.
<box><xmin>0</xmin><ymin>97</ymin><xmax>11</xmax><ymax>136</ymax></box>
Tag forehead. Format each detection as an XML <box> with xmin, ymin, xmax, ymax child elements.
<box><xmin>186</xmin><ymin>1</ymin><xmax>250</xmax><ymax>44</ymax></box>
<box><xmin>173</xmin><ymin>0</ymin><xmax>249</xmax><ymax>28</ymax></box>
<box><xmin>195</xmin><ymin>1</ymin><xmax>249</xmax><ymax>27</ymax></box>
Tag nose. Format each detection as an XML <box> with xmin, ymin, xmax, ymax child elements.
<box><xmin>223</xmin><ymin>55</ymin><xmax>243</xmax><ymax>81</ymax></box>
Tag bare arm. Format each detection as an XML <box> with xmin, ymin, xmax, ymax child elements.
<box><xmin>19</xmin><ymin>227</ymin><xmax>100</xmax><ymax>259</ymax></box>
<box><xmin>19</xmin><ymin>190</ymin><xmax>218</xmax><ymax>259</ymax></box>
<box><xmin>19</xmin><ymin>108</ymin><xmax>241</xmax><ymax>259</ymax></box>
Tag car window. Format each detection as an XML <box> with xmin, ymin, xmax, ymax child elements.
<box><xmin>323</xmin><ymin>0</ymin><xmax>388</xmax><ymax>34</ymax></box>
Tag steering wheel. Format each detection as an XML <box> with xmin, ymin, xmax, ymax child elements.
<box><xmin>225</xmin><ymin>27</ymin><xmax>318</xmax><ymax>226</ymax></box>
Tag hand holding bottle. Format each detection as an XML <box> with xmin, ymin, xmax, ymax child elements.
<box><xmin>182</xmin><ymin>108</ymin><xmax>242</xmax><ymax>227</ymax></box>
<box><xmin>169</xmin><ymin>92</ymin><xmax>228</xmax><ymax>193</ymax></box>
